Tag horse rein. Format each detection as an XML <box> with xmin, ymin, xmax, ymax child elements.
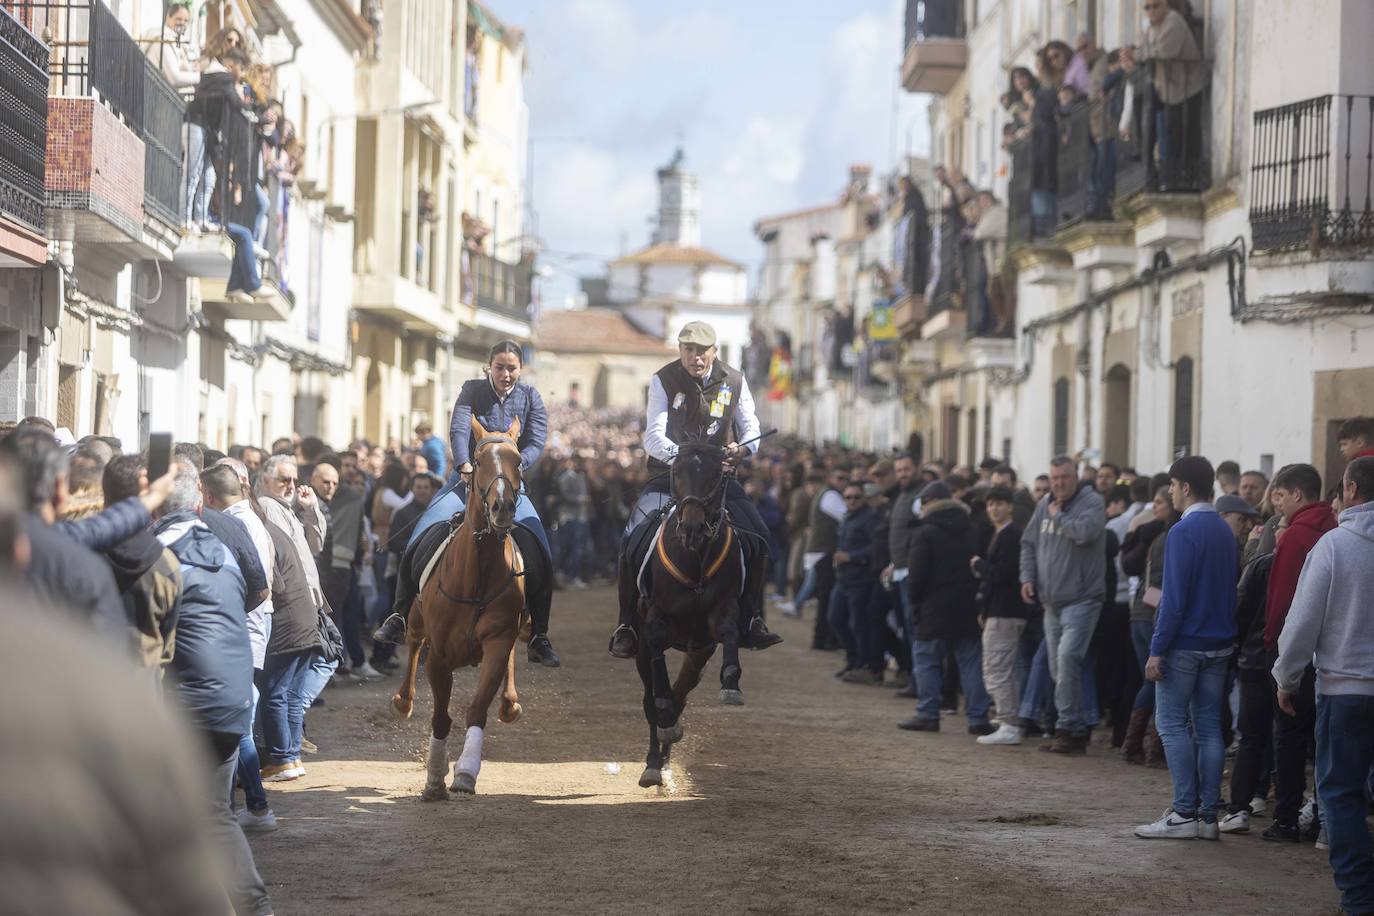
<box><xmin>469</xmin><ymin>433</ymin><xmax>520</xmax><ymax>541</ymax></box>
<box><xmin>435</xmin><ymin>431</ymin><xmax>526</xmax><ymax>637</ymax></box>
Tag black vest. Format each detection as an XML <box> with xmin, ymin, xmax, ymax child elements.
<box><xmin>648</xmin><ymin>359</ymin><xmax>745</xmax><ymax>474</ymax></box>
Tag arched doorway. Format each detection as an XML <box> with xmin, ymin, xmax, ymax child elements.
<box><xmin>1173</xmin><ymin>356</ymin><xmax>1194</xmax><ymax>459</ymax></box>
<box><xmin>1103</xmin><ymin>364</ymin><xmax>1132</xmax><ymax>467</ymax></box>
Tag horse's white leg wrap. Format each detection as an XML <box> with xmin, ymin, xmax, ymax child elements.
<box><xmin>427</xmin><ymin>736</ymin><xmax>449</xmax><ymax>783</ymax></box>
<box><xmin>456</xmin><ymin>725</ymin><xmax>484</xmax><ymax>777</ymax></box>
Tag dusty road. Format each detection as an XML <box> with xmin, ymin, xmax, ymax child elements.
<box><xmin>255</xmin><ymin>585</ymin><xmax>1334</xmax><ymax>915</ymax></box>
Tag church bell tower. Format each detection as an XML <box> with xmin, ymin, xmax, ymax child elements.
<box><xmin>652</xmin><ymin>146</ymin><xmax>701</xmax><ymax>247</ymax></box>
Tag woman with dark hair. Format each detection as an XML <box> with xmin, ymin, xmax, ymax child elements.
<box><xmin>374</xmin><ymin>340</ymin><xmax>560</xmax><ymax>666</ymax></box>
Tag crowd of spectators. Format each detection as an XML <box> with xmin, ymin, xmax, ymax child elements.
<box><xmin>5</xmin><ymin>405</ymin><xmax>1374</xmax><ymax>912</ymax></box>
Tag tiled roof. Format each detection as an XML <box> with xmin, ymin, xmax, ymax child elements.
<box><xmin>534</xmin><ymin>308</ymin><xmax>675</xmax><ymax>356</ymax></box>
<box><xmin>610</xmin><ymin>243</ymin><xmax>742</xmax><ymax>269</ymax></box>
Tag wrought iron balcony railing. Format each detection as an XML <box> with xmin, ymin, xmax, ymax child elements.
<box><xmin>470</xmin><ymin>249</ymin><xmax>532</xmax><ymax>322</ymax></box>
<box><xmin>0</xmin><ymin>5</ymin><xmax>47</xmax><ymax>233</ymax></box>
<box><xmin>141</xmin><ymin>56</ymin><xmax>185</xmax><ymax>226</ymax></box>
<box><xmin>904</xmin><ymin>0</ymin><xmax>965</xmax><ymax>47</ymax></box>
<box><xmin>1250</xmin><ymin>93</ymin><xmax>1374</xmax><ymax>252</ymax></box>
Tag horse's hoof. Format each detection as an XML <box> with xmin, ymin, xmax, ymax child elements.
<box><xmin>391</xmin><ymin>696</ymin><xmax>413</xmax><ymax>720</ymax></box>
<box><xmin>450</xmin><ymin>770</ymin><xmax>477</xmax><ymax>794</ymax></box>
<box><xmin>421</xmin><ymin>783</ymin><xmax>448</xmax><ymax>802</ymax></box>
<box><xmin>499</xmin><ymin>702</ymin><xmax>522</xmax><ymax>724</ymax></box>
<box><xmin>719</xmin><ymin>689</ymin><xmax>745</xmax><ymax>706</ymax></box>
<box><xmin>658</xmin><ymin>723</ymin><xmax>683</xmax><ymax>745</ymax></box>
<box><xmin>639</xmin><ymin>767</ymin><xmax>662</xmax><ymax>788</ymax></box>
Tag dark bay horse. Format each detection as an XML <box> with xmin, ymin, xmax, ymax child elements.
<box><xmin>621</xmin><ymin>440</ymin><xmax>744</xmax><ymax>788</ymax></box>
<box><xmin>392</xmin><ymin>417</ymin><xmax>528</xmax><ymax>798</ymax></box>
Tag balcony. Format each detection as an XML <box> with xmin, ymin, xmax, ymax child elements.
<box><xmin>19</xmin><ymin>0</ymin><xmax>185</xmax><ymax>253</ymax></box>
<box><xmin>468</xmin><ymin>249</ymin><xmax>532</xmax><ymax>326</ymax></box>
<box><xmin>900</xmin><ymin>0</ymin><xmax>966</xmax><ymax>95</ymax></box>
<box><xmin>892</xmin><ymin>292</ymin><xmax>926</xmax><ymax>338</ymax></box>
<box><xmin>1250</xmin><ymin>94</ymin><xmax>1374</xmax><ymax>253</ymax></box>
<box><xmin>1246</xmin><ymin>93</ymin><xmax>1374</xmax><ymax>312</ymax></box>
<box><xmin>0</xmin><ymin>5</ymin><xmax>48</xmax><ymax>265</ymax></box>
<box><xmin>1008</xmin><ymin>57</ymin><xmax>1211</xmax><ymax>253</ymax></box>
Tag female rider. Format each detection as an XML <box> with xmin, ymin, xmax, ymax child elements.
<box><xmin>372</xmin><ymin>340</ymin><xmax>559</xmax><ymax>666</ymax></box>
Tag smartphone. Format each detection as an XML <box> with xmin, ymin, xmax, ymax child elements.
<box><xmin>147</xmin><ymin>432</ymin><xmax>173</xmax><ymax>481</ymax></box>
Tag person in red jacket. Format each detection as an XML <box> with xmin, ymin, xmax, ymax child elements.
<box><xmin>1337</xmin><ymin>417</ymin><xmax>1374</xmax><ymax>463</ymax></box>
<box><xmin>1263</xmin><ymin>463</ymin><xmax>1337</xmax><ymax>843</ymax></box>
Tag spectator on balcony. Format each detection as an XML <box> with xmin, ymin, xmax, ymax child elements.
<box><xmin>1086</xmin><ymin>41</ymin><xmax>1120</xmax><ymax>219</ymax></box>
<box><xmin>186</xmin><ymin>47</ymin><xmax>249</xmax><ymax>231</ymax></box>
<box><xmin>973</xmin><ymin>191</ymin><xmax>1010</xmax><ymax>335</ymax></box>
<box><xmin>203</xmin><ymin>27</ymin><xmax>246</xmax><ymax>64</ymax></box>
<box><xmin>1004</xmin><ymin>68</ymin><xmax>1038</xmax><ymax>144</ymax></box>
<box><xmin>142</xmin><ymin>1</ymin><xmax>199</xmax><ymax>89</ymax></box>
<box><xmin>1137</xmin><ymin>0</ymin><xmax>1205</xmax><ymax>187</ymax></box>
<box><xmin>1064</xmin><ymin>33</ymin><xmax>1097</xmax><ymax>97</ymax></box>
<box><xmin>1029</xmin><ymin>45</ymin><xmax>1071</xmax><ymax>236</ymax></box>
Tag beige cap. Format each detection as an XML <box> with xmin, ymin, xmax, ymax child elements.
<box><xmin>677</xmin><ymin>320</ymin><xmax>717</xmax><ymax>347</ymax></box>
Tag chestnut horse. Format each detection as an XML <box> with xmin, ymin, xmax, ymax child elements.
<box><xmin>623</xmin><ymin>440</ymin><xmax>744</xmax><ymax>788</ymax></box>
<box><xmin>391</xmin><ymin>417</ymin><xmax>528</xmax><ymax>798</ymax></box>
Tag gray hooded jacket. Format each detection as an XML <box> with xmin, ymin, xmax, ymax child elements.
<box><xmin>1018</xmin><ymin>482</ymin><xmax>1107</xmax><ymax>609</ymax></box>
<box><xmin>1273</xmin><ymin>501</ymin><xmax>1374</xmax><ymax>697</ymax></box>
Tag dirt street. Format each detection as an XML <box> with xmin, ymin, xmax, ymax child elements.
<box><xmin>255</xmin><ymin>586</ymin><xmax>1335</xmax><ymax>915</ymax></box>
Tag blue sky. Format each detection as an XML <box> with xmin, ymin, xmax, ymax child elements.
<box><xmin>487</xmin><ymin>0</ymin><xmax>930</xmax><ymax>307</ymax></box>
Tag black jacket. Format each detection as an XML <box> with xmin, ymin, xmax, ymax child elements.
<box><xmin>1234</xmin><ymin>552</ymin><xmax>1274</xmax><ymax>671</ymax></box>
<box><xmin>973</xmin><ymin>522</ymin><xmax>1027</xmax><ymax>619</ymax></box>
<box><xmin>907</xmin><ymin>499</ymin><xmax>981</xmax><ymax>641</ymax></box>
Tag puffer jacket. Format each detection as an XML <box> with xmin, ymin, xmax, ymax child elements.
<box><xmin>155</xmin><ymin>513</ymin><xmax>253</xmax><ymax>737</ymax></box>
<box><xmin>907</xmin><ymin>498</ymin><xmax>981</xmax><ymax>641</ymax></box>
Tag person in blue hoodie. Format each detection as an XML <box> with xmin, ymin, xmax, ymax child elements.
<box><xmin>1134</xmin><ymin>455</ymin><xmax>1237</xmax><ymax>842</ymax></box>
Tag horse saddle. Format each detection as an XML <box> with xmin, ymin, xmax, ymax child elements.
<box><xmin>410</xmin><ymin>514</ymin><xmax>550</xmax><ymax>603</ymax></box>
<box><xmin>626</xmin><ymin>505</ymin><xmax>746</xmax><ymax>598</ymax></box>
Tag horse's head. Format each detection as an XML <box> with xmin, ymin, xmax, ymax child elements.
<box><xmin>470</xmin><ymin>416</ymin><xmax>523</xmax><ymax>535</ymax></box>
<box><xmin>672</xmin><ymin>439</ymin><xmax>726</xmax><ymax>548</ymax></box>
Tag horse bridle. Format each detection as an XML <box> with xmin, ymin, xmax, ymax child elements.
<box><xmin>469</xmin><ymin>433</ymin><xmax>520</xmax><ymax>541</ymax></box>
<box><xmin>673</xmin><ymin>463</ymin><xmax>730</xmax><ymax>555</ymax></box>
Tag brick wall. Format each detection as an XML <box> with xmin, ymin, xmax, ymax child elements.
<box><xmin>45</xmin><ymin>98</ymin><xmax>145</xmax><ymax>240</ymax></box>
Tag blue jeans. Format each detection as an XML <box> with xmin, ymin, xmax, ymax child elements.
<box><xmin>300</xmin><ymin>650</ymin><xmax>336</xmax><ymax>710</ymax></box>
<box><xmin>186</xmin><ymin>122</ymin><xmax>215</xmax><ymax>225</ymax></box>
<box><xmin>559</xmin><ymin>518</ymin><xmax>592</xmax><ymax>580</ymax></box>
<box><xmin>259</xmin><ymin>649</ymin><xmax>311</xmax><ymax>764</ymax></box>
<box><xmin>253</xmin><ymin>183</ymin><xmax>270</xmax><ymax>243</ymax></box>
<box><xmin>1155</xmin><ymin>648</ymin><xmax>1231</xmax><ymax>821</ymax></box>
<box><xmin>1031</xmin><ymin>189</ymin><xmax>1055</xmax><ymax>236</ymax></box>
<box><xmin>913</xmin><ymin>637</ymin><xmax>990</xmax><ymax>725</ymax></box>
<box><xmin>828</xmin><ymin>579</ymin><xmax>875</xmax><ymax>671</ymax></box>
<box><xmin>236</xmin><ymin>682</ymin><xmax>268</xmax><ymax>813</ymax></box>
<box><xmin>407</xmin><ymin>479</ymin><xmax>551</xmax><ymax>559</ymax></box>
<box><xmin>1130</xmin><ymin>618</ymin><xmax>1153</xmax><ymax>673</ymax></box>
<box><xmin>1043</xmin><ymin>599</ymin><xmax>1101</xmax><ymax>735</ymax></box>
<box><xmin>1088</xmin><ymin>138</ymin><xmax>1117</xmax><ymax>216</ymax></box>
<box><xmin>1316</xmin><ymin>694</ymin><xmax>1374</xmax><ymax>914</ymax></box>
<box><xmin>225</xmin><ymin>222</ymin><xmax>263</xmax><ymax>294</ymax></box>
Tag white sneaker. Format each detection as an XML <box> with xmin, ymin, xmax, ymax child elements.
<box><xmin>237</xmin><ymin>808</ymin><xmax>279</xmax><ymax>832</ymax></box>
<box><xmin>248</xmin><ymin>284</ymin><xmax>278</xmax><ymax>301</ymax></box>
<box><xmin>777</xmin><ymin>600</ymin><xmax>799</xmax><ymax>618</ymax></box>
<box><xmin>355</xmin><ymin>662</ymin><xmax>385</xmax><ymax>680</ymax></box>
<box><xmin>1134</xmin><ymin>810</ymin><xmax>1199</xmax><ymax>839</ymax></box>
<box><xmin>976</xmin><ymin>723</ymin><xmax>1024</xmax><ymax>746</ymax></box>
<box><xmin>1197</xmin><ymin>819</ymin><xmax>1220</xmax><ymax>841</ymax></box>
<box><xmin>1299</xmin><ymin>797</ymin><xmax>1317</xmax><ymax>831</ymax></box>
<box><xmin>226</xmin><ymin>289</ymin><xmax>255</xmax><ymax>304</ymax></box>
<box><xmin>571</xmin><ymin>578</ymin><xmax>588</xmax><ymax>590</ymax></box>
<box><xmin>1248</xmin><ymin>797</ymin><xmax>1268</xmax><ymax>818</ymax></box>
<box><xmin>1218</xmin><ymin>810</ymin><xmax>1250</xmax><ymax>834</ymax></box>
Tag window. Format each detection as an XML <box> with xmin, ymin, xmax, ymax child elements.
<box><xmin>1173</xmin><ymin>356</ymin><xmax>1194</xmax><ymax>459</ymax></box>
<box><xmin>1053</xmin><ymin>377</ymin><xmax>1070</xmax><ymax>458</ymax></box>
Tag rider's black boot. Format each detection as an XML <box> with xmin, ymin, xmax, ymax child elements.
<box><xmin>610</xmin><ymin>555</ymin><xmax>639</xmax><ymax>658</ymax></box>
<box><xmin>372</xmin><ymin>612</ymin><xmax>407</xmax><ymax>646</ymax></box>
<box><xmin>527</xmin><ymin>635</ymin><xmax>561</xmax><ymax>667</ymax></box>
<box><xmin>740</xmin><ymin>553</ymin><xmax>782</xmax><ymax>651</ymax></box>
<box><xmin>524</xmin><ymin>551</ymin><xmax>561</xmax><ymax>667</ymax></box>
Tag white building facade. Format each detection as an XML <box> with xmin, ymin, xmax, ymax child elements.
<box><xmin>893</xmin><ymin>0</ymin><xmax>1373</xmax><ymax>485</ymax></box>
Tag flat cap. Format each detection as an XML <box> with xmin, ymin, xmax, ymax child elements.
<box><xmin>677</xmin><ymin>320</ymin><xmax>717</xmax><ymax>348</ymax></box>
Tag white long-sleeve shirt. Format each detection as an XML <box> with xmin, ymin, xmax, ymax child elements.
<box><xmin>225</xmin><ymin>500</ymin><xmax>274</xmax><ymax>669</ymax></box>
<box><xmin>643</xmin><ymin>364</ymin><xmax>761</xmax><ymax>465</ymax></box>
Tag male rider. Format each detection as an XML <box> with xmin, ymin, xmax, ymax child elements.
<box><xmin>609</xmin><ymin>320</ymin><xmax>782</xmax><ymax>658</ymax></box>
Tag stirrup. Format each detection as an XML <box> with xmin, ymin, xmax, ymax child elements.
<box><xmin>609</xmin><ymin>624</ymin><xmax>638</xmax><ymax>659</ymax></box>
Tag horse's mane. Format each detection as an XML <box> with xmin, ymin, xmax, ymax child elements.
<box><xmin>676</xmin><ymin>435</ymin><xmax>725</xmax><ymax>462</ymax></box>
